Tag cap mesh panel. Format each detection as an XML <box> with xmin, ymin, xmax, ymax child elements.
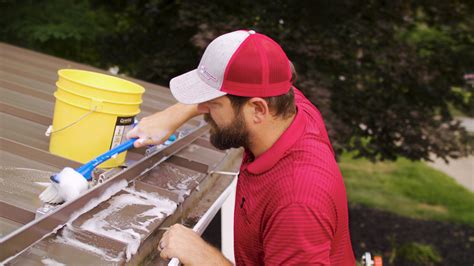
<box><xmin>262</xmin><ymin>38</ymin><xmax>290</xmax><ymax>84</ymax></box>
<box><xmin>225</xmin><ymin>39</ymin><xmax>262</xmax><ymax>84</ymax></box>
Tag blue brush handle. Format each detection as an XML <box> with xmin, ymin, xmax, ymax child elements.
<box><xmin>76</xmin><ymin>138</ymin><xmax>138</xmax><ymax>180</ymax></box>
<box><xmin>77</xmin><ymin>134</ymin><xmax>177</xmax><ymax>180</ymax></box>
<box><xmin>52</xmin><ymin>134</ymin><xmax>177</xmax><ymax>183</ymax></box>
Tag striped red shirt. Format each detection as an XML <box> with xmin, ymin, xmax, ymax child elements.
<box><xmin>233</xmin><ymin>88</ymin><xmax>355</xmax><ymax>265</ymax></box>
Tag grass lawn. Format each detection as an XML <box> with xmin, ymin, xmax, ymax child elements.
<box><xmin>339</xmin><ymin>153</ymin><xmax>474</xmax><ymax>227</ymax></box>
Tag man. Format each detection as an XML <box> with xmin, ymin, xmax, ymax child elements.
<box><xmin>127</xmin><ymin>30</ymin><xmax>355</xmax><ymax>265</ymax></box>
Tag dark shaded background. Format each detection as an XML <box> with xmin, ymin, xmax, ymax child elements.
<box><xmin>2</xmin><ymin>1</ymin><xmax>474</xmax><ymax>265</ymax></box>
<box><xmin>2</xmin><ymin>0</ymin><xmax>473</xmax><ymax>163</ymax></box>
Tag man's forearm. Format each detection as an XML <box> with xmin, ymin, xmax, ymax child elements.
<box><xmin>127</xmin><ymin>103</ymin><xmax>202</xmax><ymax>147</ymax></box>
<box><xmin>205</xmin><ymin>245</ymin><xmax>233</xmax><ymax>266</ymax></box>
<box><xmin>164</xmin><ymin>103</ymin><xmax>201</xmax><ymax>129</ymax></box>
<box><xmin>179</xmin><ymin>242</ymin><xmax>233</xmax><ymax>266</ymax></box>
<box><xmin>159</xmin><ymin>224</ymin><xmax>233</xmax><ymax>266</ymax></box>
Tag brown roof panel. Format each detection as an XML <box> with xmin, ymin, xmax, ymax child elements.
<box><xmin>0</xmin><ymin>42</ymin><xmax>242</xmax><ymax>264</ymax></box>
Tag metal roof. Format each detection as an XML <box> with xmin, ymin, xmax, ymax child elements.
<box><xmin>0</xmin><ymin>42</ymin><xmax>241</xmax><ymax>265</ymax></box>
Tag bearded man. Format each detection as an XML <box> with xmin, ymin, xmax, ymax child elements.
<box><xmin>127</xmin><ymin>30</ymin><xmax>355</xmax><ymax>266</ymax></box>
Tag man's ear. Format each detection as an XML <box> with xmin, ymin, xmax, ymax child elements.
<box><xmin>247</xmin><ymin>98</ymin><xmax>269</xmax><ymax>123</ymax></box>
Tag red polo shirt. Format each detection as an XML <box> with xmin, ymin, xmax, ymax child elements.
<box><xmin>233</xmin><ymin>88</ymin><xmax>355</xmax><ymax>265</ymax></box>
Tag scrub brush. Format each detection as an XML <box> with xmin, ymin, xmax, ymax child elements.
<box><xmin>39</xmin><ymin>138</ymin><xmax>138</xmax><ymax>204</ymax></box>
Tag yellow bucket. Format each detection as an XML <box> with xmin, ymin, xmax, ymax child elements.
<box><xmin>49</xmin><ymin>69</ymin><xmax>145</xmax><ymax>168</ymax></box>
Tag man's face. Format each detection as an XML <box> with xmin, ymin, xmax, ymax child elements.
<box><xmin>199</xmin><ymin>97</ymin><xmax>250</xmax><ymax>150</ymax></box>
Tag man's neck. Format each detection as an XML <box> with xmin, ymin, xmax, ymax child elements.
<box><xmin>249</xmin><ymin>113</ymin><xmax>296</xmax><ymax>158</ymax></box>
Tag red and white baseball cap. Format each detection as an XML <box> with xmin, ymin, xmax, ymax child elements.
<box><xmin>170</xmin><ymin>30</ymin><xmax>292</xmax><ymax>104</ymax></box>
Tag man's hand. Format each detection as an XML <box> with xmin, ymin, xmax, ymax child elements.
<box><xmin>127</xmin><ymin>111</ymin><xmax>174</xmax><ymax>147</ymax></box>
<box><xmin>127</xmin><ymin>103</ymin><xmax>201</xmax><ymax>148</ymax></box>
<box><xmin>159</xmin><ymin>224</ymin><xmax>232</xmax><ymax>266</ymax></box>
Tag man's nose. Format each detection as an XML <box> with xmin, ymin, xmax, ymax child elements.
<box><xmin>197</xmin><ymin>103</ymin><xmax>210</xmax><ymax>114</ymax></box>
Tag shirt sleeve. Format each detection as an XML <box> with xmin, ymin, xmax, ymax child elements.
<box><xmin>262</xmin><ymin>203</ymin><xmax>335</xmax><ymax>265</ymax></box>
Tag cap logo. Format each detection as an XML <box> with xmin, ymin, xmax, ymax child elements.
<box><xmin>199</xmin><ymin>66</ymin><xmax>218</xmax><ymax>83</ymax></box>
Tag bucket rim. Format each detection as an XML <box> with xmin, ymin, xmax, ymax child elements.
<box><xmin>58</xmin><ymin>69</ymin><xmax>145</xmax><ymax>95</ymax></box>
<box><xmin>56</xmin><ymin>82</ymin><xmax>143</xmax><ymax>105</ymax></box>
<box><xmin>54</xmin><ymin>92</ymin><xmax>142</xmax><ymax>116</ymax></box>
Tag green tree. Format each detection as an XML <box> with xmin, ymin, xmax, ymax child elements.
<box><xmin>0</xmin><ymin>0</ymin><xmax>113</xmax><ymax>64</ymax></box>
<box><xmin>2</xmin><ymin>0</ymin><xmax>473</xmax><ymax>162</ymax></box>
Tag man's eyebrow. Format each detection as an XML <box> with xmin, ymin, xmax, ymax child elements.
<box><xmin>208</xmin><ymin>99</ymin><xmax>220</xmax><ymax>105</ymax></box>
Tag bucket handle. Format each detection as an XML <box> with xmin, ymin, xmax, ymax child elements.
<box><xmin>45</xmin><ymin>106</ymin><xmax>97</xmax><ymax>137</ymax></box>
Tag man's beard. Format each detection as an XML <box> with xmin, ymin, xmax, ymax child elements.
<box><xmin>204</xmin><ymin>113</ymin><xmax>250</xmax><ymax>150</ymax></box>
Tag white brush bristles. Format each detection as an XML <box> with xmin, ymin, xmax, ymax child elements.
<box><xmin>39</xmin><ymin>183</ymin><xmax>64</xmax><ymax>204</ymax></box>
<box><xmin>39</xmin><ymin>167</ymin><xmax>89</xmax><ymax>204</ymax></box>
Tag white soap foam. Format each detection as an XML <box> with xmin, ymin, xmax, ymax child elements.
<box><xmin>47</xmin><ymin>180</ymin><xmax>129</xmax><ymax>262</ymax></box>
<box><xmin>139</xmin><ymin>157</ymin><xmax>168</xmax><ymax>177</ymax></box>
<box><xmin>41</xmin><ymin>258</ymin><xmax>65</xmax><ymax>266</ymax></box>
<box><xmin>1</xmin><ymin>179</ymin><xmax>128</xmax><ymax>265</ymax></box>
<box><xmin>80</xmin><ymin>187</ymin><xmax>177</xmax><ymax>261</ymax></box>
<box><xmin>54</xmin><ymin>228</ymin><xmax>123</xmax><ymax>262</ymax></box>
<box><xmin>125</xmin><ymin>188</ymin><xmax>178</xmax><ymax>232</ymax></box>
<box><xmin>165</xmin><ymin>172</ymin><xmax>199</xmax><ymax>203</ymax></box>
<box><xmin>56</xmin><ymin>167</ymin><xmax>89</xmax><ymax>202</ymax></box>
<box><xmin>130</xmin><ymin>189</ymin><xmax>175</xmax><ymax>228</ymax></box>
<box><xmin>68</xmin><ymin>179</ymin><xmax>128</xmax><ymax>224</ymax></box>
<box><xmin>186</xmin><ymin>144</ymin><xmax>198</xmax><ymax>153</ymax></box>
<box><xmin>124</xmin><ymin>187</ymin><xmax>177</xmax><ymax>215</ymax></box>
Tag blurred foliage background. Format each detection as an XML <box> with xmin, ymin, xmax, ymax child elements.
<box><xmin>1</xmin><ymin>0</ymin><xmax>473</xmax><ymax>162</ymax></box>
<box><xmin>2</xmin><ymin>2</ymin><xmax>473</xmax><ymax>264</ymax></box>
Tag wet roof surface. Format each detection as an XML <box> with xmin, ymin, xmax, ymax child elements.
<box><xmin>0</xmin><ymin>42</ymin><xmax>242</xmax><ymax>265</ymax></box>
<box><xmin>1</xmin><ymin>42</ymin><xmax>186</xmax><ymax>169</ymax></box>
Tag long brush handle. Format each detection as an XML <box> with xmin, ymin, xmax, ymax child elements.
<box><xmin>76</xmin><ymin>134</ymin><xmax>177</xmax><ymax>180</ymax></box>
<box><xmin>76</xmin><ymin>138</ymin><xmax>138</xmax><ymax>180</ymax></box>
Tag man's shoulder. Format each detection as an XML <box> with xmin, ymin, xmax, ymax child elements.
<box><xmin>293</xmin><ymin>87</ymin><xmax>322</xmax><ymax>117</ymax></box>
<box><xmin>271</xmin><ymin>151</ymin><xmax>339</xmax><ymax>199</ymax></box>
<box><xmin>268</xmin><ymin>137</ymin><xmax>345</xmax><ymax>202</ymax></box>
<box><xmin>291</xmin><ymin>132</ymin><xmax>336</xmax><ymax>167</ymax></box>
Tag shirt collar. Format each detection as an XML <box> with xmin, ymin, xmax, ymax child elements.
<box><xmin>246</xmin><ymin>106</ymin><xmax>306</xmax><ymax>175</ymax></box>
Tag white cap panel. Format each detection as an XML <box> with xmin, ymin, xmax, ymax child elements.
<box><xmin>197</xmin><ymin>30</ymin><xmax>251</xmax><ymax>90</ymax></box>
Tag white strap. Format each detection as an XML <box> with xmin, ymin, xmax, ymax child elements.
<box><xmin>45</xmin><ymin>107</ymin><xmax>96</xmax><ymax>137</ymax></box>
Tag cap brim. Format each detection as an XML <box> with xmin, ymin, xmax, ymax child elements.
<box><xmin>170</xmin><ymin>69</ymin><xmax>227</xmax><ymax>104</ymax></box>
